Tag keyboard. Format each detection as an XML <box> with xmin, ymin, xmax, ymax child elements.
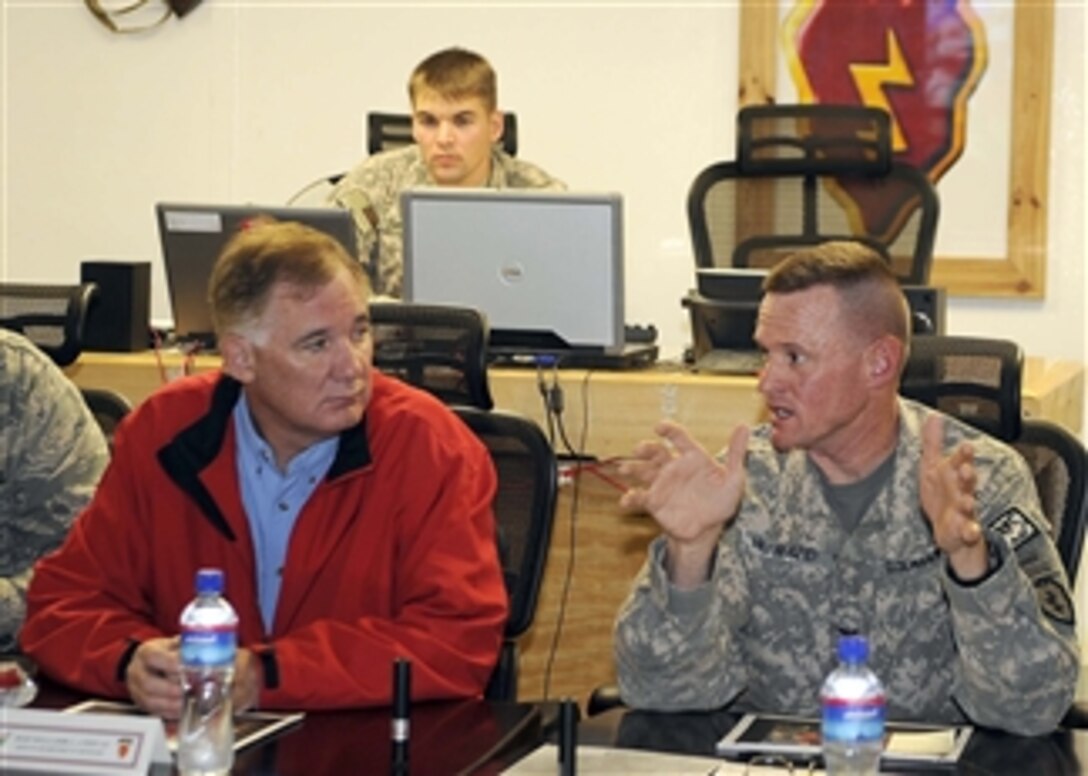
<box><xmin>693</xmin><ymin>349</ymin><xmax>765</xmax><ymax>375</ymax></box>
<box><xmin>490</xmin><ymin>342</ymin><xmax>659</xmax><ymax>370</ymax></box>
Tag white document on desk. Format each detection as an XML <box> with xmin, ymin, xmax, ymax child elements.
<box><xmin>503</xmin><ymin>743</ymin><xmax>804</xmax><ymax>774</ymax></box>
<box><xmin>64</xmin><ymin>698</ymin><xmax>303</xmax><ymax>754</ymax></box>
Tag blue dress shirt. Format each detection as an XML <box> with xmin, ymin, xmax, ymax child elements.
<box><xmin>233</xmin><ymin>394</ymin><xmax>338</xmax><ymax>632</ymax></box>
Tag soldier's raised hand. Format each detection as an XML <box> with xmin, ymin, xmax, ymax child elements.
<box><xmin>620</xmin><ymin>421</ymin><xmax>749</xmax><ymax>587</ymax></box>
<box><xmin>920</xmin><ymin>413</ymin><xmax>990</xmax><ymax>581</ymax></box>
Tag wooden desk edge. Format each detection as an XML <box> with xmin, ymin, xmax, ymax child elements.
<box><xmin>67</xmin><ymin>351</ymin><xmax>1085</xmax><ymax>438</ymax></box>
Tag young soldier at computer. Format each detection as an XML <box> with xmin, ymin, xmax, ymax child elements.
<box><xmin>329</xmin><ymin>47</ymin><xmax>565</xmax><ymax>299</ymax></box>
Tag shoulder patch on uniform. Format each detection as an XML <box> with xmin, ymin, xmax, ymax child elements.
<box><xmin>1035</xmin><ymin>576</ymin><xmax>1075</xmax><ymax>625</ymax></box>
<box><xmin>990</xmin><ymin>507</ymin><xmax>1040</xmax><ymax>550</ymax></box>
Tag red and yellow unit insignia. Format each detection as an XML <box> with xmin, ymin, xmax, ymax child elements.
<box><xmin>782</xmin><ymin>0</ymin><xmax>988</xmax><ymax>238</ymax></box>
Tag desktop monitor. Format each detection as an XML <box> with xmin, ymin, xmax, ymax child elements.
<box><xmin>401</xmin><ymin>189</ymin><xmax>625</xmax><ymax>355</ymax></box>
<box><xmin>155</xmin><ymin>203</ymin><xmax>358</xmax><ymax>346</ymax></box>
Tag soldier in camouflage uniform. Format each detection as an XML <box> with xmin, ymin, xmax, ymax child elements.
<box><xmin>0</xmin><ymin>328</ymin><xmax>108</xmax><ymax>651</ymax></box>
<box><xmin>328</xmin><ymin>47</ymin><xmax>564</xmax><ymax>298</ymax></box>
<box><xmin>614</xmin><ymin>242</ymin><xmax>1078</xmax><ymax>736</ymax></box>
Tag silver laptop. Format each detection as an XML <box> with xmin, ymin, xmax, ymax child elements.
<box><xmin>155</xmin><ymin>203</ymin><xmax>357</xmax><ymax>346</ymax></box>
<box><xmin>401</xmin><ymin>189</ymin><xmax>627</xmax><ymax>356</ymax></box>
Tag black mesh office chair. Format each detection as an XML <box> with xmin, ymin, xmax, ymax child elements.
<box><xmin>1013</xmin><ymin>420</ymin><xmax>1088</xmax><ymax>585</ymax></box>
<box><xmin>0</xmin><ymin>282</ymin><xmax>98</xmax><ymax>367</ymax></box>
<box><xmin>687</xmin><ymin>104</ymin><xmax>939</xmax><ymax>285</ymax></box>
<box><xmin>80</xmin><ymin>386</ymin><xmax>133</xmax><ymax>450</ymax></box>
<box><xmin>899</xmin><ymin>335</ymin><xmax>1087</xmax><ymax>576</ymax></box>
<box><xmin>370</xmin><ymin>302</ymin><xmax>493</xmax><ymax>410</ymax></box>
<box><xmin>367</xmin><ymin>111</ymin><xmax>518</xmax><ymax>157</ymax></box>
<box><xmin>899</xmin><ymin>335</ymin><xmax>1024</xmax><ymax>442</ymax></box>
<box><xmin>1018</xmin><ymin>419</ymin><xmax>1088</xmax><ymax>729</ymax></box>
<box><xmin>453</xmin><ymin>407</ymin><xmax>558</xmax><ymax>702</ymax></box>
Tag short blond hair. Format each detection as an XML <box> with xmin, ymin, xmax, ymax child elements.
<box><xmin>209</xmin><ymin>218</ymin><xmax>368</xmax><ymax>337</ymax></box>
<box><xmin>408</xmin><ymin>47</ymin><xmax>497</xmax><ymax>111</ymax></box>
<box><xmin>764</xmin><ymin>241</ymin><xmax>910</xmax><ymax>345</ymax></box>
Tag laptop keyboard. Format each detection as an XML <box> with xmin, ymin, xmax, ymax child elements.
<box><xmin>694</xmin><ymin>349</ymin><xmax>765</xmax><ymax>375</ymax></box>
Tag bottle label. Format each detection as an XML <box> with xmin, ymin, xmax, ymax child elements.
<box><xmin>180</xmin><ymin>625</ymin><xmax>237</xmax><ymax>667</ymax></box>
<box><xmin>821</xmin><ymin>696</ymin><xmax>886</xmax><ymax>745</ymax></box>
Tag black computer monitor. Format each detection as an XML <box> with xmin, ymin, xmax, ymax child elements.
<box><xmin>156</xmin><ymin>202</ymin><xmax>357</xmax><ymax>346</ymax></box>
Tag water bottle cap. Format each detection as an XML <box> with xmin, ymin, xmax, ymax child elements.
<box><xmin>195</xmin><ymin>568</ymin><xmax>225</xmax><ymax>595</ymax></box>
<box><xmin>838</xmin><ymin>634</ymin><xmax>869</xmax><ymax>662</ymax></box>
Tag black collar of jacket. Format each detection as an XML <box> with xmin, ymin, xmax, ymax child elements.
<box><xmin>156</xmin><ymin>375</ymin><xmax>372</xmax><ymax>540</ymax></box>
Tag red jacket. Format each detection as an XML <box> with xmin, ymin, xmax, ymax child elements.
<box><xmin>21</xmin><ymin>371</ymin><xmax>508</xmax><ymax>709</ymax></box>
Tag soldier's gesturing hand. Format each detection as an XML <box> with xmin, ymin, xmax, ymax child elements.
<box><xmin>620</xmin><ymin>421</ymin><xmax>749</xmax><ymax>588</ymax></box>
<box><xmin>919</xmin><ymin>414</ymin><xmax>990</xmax><ymax>581</ymax></box>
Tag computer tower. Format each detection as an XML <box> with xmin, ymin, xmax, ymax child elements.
<box><xmin>80</xmin><ymin>260</ymin><xmax>151</xmax><ymax>352</ymax></box>
<box><xmin>902</xmin><ymin>285</ymin><xmax>947</xmax><ymax>335</ymax></box>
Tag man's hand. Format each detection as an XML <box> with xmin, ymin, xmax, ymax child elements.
<box><xmin>620</xmin><ymin>421</ymin><xmax>749</xmax><ymax>588</ymax></box>
<box><xmin>126</xmin><ymin>637</ymin><xmax>182</xmax><ymax>719</ymax></box>
<box><xmin>920</xmin><ymin>414</ymin><xmax>989</xmax><ymax>581</ymax></box>
<box><xmin>232</xmin><ymin>648</ymin><xmax>263</xmax><ymax>713</ymax></box>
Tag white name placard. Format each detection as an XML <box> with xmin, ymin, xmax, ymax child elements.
<box><xmin>0</xmin><ymin>707</ymin><xmax>170</xmax><ymax>774</ymax></box>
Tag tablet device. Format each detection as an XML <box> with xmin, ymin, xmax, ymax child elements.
<box><xmin>717</xmin><ymin>713</ymin><xmax>972</xmax><ymax>767</ymax></box>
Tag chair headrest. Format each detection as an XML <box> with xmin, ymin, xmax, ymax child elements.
<box><xmin>737</xmin><ymin>104</ymin><xmax>893</xmax><ymax>176</ymax></box>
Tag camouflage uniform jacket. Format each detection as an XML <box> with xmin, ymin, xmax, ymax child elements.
<box><xmin>327</xmin><ymin>144</ymin><xmax>565</xmax><ymax>298</ymax></box>
<box><xmin>614</xmin><ymin>398</ymin><xmax>1079</xmax><ymax>736</ymax></box>
<box><xmin>0</xmin><ymin>329</ymin><xmax>108</xmax><ymax>651</ymax></box>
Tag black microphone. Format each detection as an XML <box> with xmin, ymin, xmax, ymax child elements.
<box><xmin>558</xmin><ymin>697</ymin><xmax>577</xmax><ymax>775</ymax></box>
<box><xmin>391</xmin><ymin>658</ymin><xmax>411</xmax><ymax>774</ymax></box>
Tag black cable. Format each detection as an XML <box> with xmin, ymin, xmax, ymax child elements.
<box><xmin>533</xmin><ymin>359</ymin><xmax>557</xmax><ymax>444</ymax></box>
<box><xmin>541</xmin><ymin>368</ymin><xmax>592</xmax><ymax>700</ymax></box>
<box><xmin>284</xmin><ymin>172</ymin><xmax>345</xmax><ymax>206</ymax></box>
<box><xmin>546</xmin><ymin>365</ymin><xmax>570</xmax><ymax>452</ymax></box>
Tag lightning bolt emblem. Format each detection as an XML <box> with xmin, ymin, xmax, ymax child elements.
<box><xmin>849</xmin><ymin>28</ymin><xmax>914</xmax><ymax>153</ymax></box>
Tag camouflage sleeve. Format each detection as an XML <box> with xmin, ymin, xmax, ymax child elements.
<box><xmin>327</xmin><ymin>152</ymin><xmax>413</xmax><ymax>298</ymax></box>
<box><xmin>497</xmin><ymin>153</ymin><xmax>567</xmax><ymax>192</ymax></box>
<box><xmin>0</xmin><ymin>344</ymin><xmax>109</xmax><ymax>651</ymax></box>
<box><xmin>327</xmin><ymin>178</ymin><xmax>381</xmax><ymax>288</ymax></box>
<box><xmin>941</xmin><ymin>445</ymin><xmax>1079</xmax><ymax>735</ymax></box>
<box><xmin>614</xmin><ymin>534</ymin><xmax>750</xmax><ymax>710</ymax></box>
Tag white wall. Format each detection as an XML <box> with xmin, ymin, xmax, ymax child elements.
<box><xmin>1</xmin><ymin>1</ymin><xmax>1084</xmax><ymax>409</ymax></box>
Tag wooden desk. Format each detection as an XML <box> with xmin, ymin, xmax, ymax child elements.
<box><xmin>64</xmin><ymin>352</ymin><xmax>1085</xmax><ymax>707</ymax></box>
<box><xmin>65</xmin><ymin>352</ymin><xmax>1084</xmax><ymax>450</ymax></box>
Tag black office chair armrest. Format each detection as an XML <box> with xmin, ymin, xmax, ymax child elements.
<box><xmin>586</xmin><ymin>684</ymin><xmax>626</xmax><ymax>717</ymax></box>
<box><xmin>1061</xmin><ymin>700</ymin><xmax>1088</xmax><ymax>729</ymax></box>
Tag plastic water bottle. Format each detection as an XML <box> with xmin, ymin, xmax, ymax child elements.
<box><xmin>178</xmin><ymin>568</ymin><xmax>238</xmax><ymax>776</ymax></box>
<box><xmin>821</xmin><ymin>634</ymin><xmax>885</xmax><ymax>776</ymax></box>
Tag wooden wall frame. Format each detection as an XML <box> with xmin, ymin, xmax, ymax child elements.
<box><xmin>739</xmin><ymin>0</ymin><xmax>1053</xmax><ymax>298</ymax></box>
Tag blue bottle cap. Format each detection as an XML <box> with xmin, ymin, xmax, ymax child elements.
<box><xmin>195</xmin><ymin>568</ymin><xmax>224</xmax><ymax>595</ymax></box>
<box><xmin>838</xmin><ymin>634</ymin><xmax>869</xmax><ymax>662</ymax></box>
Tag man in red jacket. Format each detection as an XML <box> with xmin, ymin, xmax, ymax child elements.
<box><xmin>21</xmin><ymin>219</ymin><xmax>508</xmax><ymax>715</ymax></box>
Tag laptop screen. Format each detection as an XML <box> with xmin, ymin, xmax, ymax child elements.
<box><xmin>155</xmin><ymin>203</ymin><xmax>358</xmax><ymax>345</ymax></box>
<box><xmin>401</xmin><ymin>189</ymin><xmax>625</xmax><ymax>354</ymax></box>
